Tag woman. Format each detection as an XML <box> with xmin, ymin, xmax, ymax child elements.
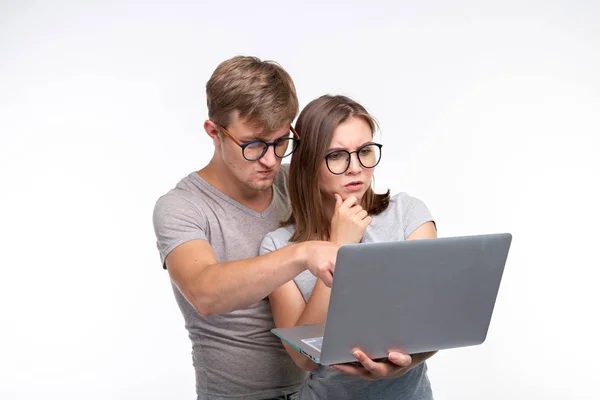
<box><xmin>260</xmin><ymin>95</ymin><xmax>437</xmax><ymax>399</ymax></box>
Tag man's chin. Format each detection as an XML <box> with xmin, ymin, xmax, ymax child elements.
<box><xmin>245</xmin><ymin>179</ymin><xmax>274</xmax><ymax>192</ymax></box>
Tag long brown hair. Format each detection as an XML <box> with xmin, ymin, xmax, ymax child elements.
<box><xmin>284</xmin><ymin>95</ymin><xmax>390</xmax><ymax>242</ymax></box>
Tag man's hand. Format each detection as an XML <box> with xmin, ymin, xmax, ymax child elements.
<box><xmin>330</xmin><ymin>350</ymin><xmax>437</xmax><ymax>381</ymax></box>
<box><xmin>302</xmin><ymin>241</ymin><xmax>339</xmax><ymax>287</ymax></box>
<box><xmin>330</xmin><ymin>194</ymin><xmax>371</xmax><ymax>245</ymax></box>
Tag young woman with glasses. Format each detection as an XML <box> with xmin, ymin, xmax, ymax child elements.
<box><xmin>260</xmin><ymin>95</ymin><xmax>438</xmax><ymax>400</ymax></box>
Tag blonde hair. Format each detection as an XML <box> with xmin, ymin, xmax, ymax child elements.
<box><xmin>206</xmin><ymin>56</ymin><xmax>299</xmax><ymax>133</ymax></box>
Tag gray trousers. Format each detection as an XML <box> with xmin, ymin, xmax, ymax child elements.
<box><xmin>197</xmin><ymin>393</ymin><xmax>297</xmax><ymax>400</ymax></box>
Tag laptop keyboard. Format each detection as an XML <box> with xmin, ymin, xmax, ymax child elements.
<box><xmin>301</xmin><ymin>337</ymin><xmax>323</xmax><ymax>352</ymax></box>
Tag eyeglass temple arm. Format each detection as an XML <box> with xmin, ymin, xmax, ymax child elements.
<box><xmin>290</xmin><ymin>126</ymin><xmax>300</xmax><ymax>139</ymax></box>
<box><xmin>217</xmin><ymin>124</ymin><xmax>243</xmax><ymax>146</ymax></box>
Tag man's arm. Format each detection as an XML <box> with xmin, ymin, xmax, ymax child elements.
<box><xmin>166</xmin><ymin>239</ymin><xmax>337</xmax><ymax>317</ymax></box>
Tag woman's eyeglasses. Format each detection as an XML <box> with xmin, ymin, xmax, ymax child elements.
<box><xmin>324</xmin><ymin>143</ymin><xmax>382</xmax><ymax>175</ymax></box>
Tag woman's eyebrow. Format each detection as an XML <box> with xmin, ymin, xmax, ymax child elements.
<box><xmin>327</xmin><ymin>141</ymin><xmax>374</xmax><ymax>152</ymax></box>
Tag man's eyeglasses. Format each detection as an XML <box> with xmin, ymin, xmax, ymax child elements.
<box><xmin>324</xmin><ymin>143</ymin><xmax>383</xmax><ymax>175</ymax></box>
<box><xmin>217</xmin><ymin>123</ymin><xmax>301</xmax><ymax>161</ymax></box>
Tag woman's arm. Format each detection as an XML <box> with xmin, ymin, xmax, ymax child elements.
<box><xmin>269</xmin><ymin>281</ymin><xmax>319</xmax><ymax>371</ymax></box>
<box><xmin>269</xmin><ymin>194</ymin><xmax>372</xmax><ymax>371</ymax></box>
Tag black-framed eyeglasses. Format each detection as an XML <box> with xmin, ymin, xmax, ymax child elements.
<box><xmin>217</xmin><ymin>123</ymin><xmax>301</xmax><ymax>161</ymax></box>
<box><xmin>324</xmin><ymin>143</ymin><xmax>383</xmax><ymax>175</ymax></box>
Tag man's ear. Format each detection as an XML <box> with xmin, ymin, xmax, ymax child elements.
<box><xmin>204</xmin><ymin>120</ymin><xmax>221</xmax><ymax>146</ymax></box>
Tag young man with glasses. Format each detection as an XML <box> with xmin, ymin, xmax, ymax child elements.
<box><xmin>153</xmin><ymin>57</ymin><xmax>416</xmax><ymax>400</ymax></box>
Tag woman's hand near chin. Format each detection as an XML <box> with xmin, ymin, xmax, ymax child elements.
<box><xmin>329</xmin><ymin>193</ymin><xmax>371</xmax><ymax>245</ymax></box>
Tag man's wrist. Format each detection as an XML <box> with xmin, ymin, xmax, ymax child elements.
<box><xmin>292</xmin><ymin>242</ymin><xmax>309</xmax><ymax>274</ymax></box>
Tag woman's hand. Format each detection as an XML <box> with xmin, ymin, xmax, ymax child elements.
<box><xmin>330</xmin><ymin>193</ymin><xmax>371</xmax><ymax>245</ymax></box>
<box><xmin>330</xmin><ymin>350</ymin><xmax>437</xmax><ymax>381</ymax></box>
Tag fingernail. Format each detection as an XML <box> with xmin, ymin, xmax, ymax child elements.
<box><xmin>391</xmin><ymin>354</ymin><xmax>408</xmax><ymax>363</ymax></box>
<box><xmin>353</xmin><ymin>351</ymin><xmax>360</xmax><ymax>358</ymax></box>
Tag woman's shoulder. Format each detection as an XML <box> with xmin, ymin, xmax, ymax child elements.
<box><xmin>261</xmin><ymin>224</ymin><xmax>296</xmax><ymax>253</ymax></box>
<box><xmin>371</xmin><ymin>192</ymin><xmax>432</xmax><ymax>237</ymax></box>
<box><xmin>380</xmin><ymin>192</ymin><xmax>429</xmax><ymax>216</ymax></box>
<box><xmin>367</xmin><ymin>192</ymin><xmax>433</xmax><ymax>240</ymax></box>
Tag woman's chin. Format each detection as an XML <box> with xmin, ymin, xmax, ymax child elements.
<box><xmin>337</xmin><ymin>191</ymin><xmax>364</xmax><ymax>203</ymax></box>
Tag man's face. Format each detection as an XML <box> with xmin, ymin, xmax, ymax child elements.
<box><xmin>219</xmin><ymin>117</ymin><xmax>292</xmax><ymax>192</ymax></box>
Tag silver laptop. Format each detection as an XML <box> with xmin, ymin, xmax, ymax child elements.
<box><xmin>271</xmin><ymin>233</ymin><xmax>512</xmax><ymax>365</ymax></box>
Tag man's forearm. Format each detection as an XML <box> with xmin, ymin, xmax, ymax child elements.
<box><xmin>187</xmin><ymin>243</ymin><xmax>307</xmax><ymax>316</ymax></box>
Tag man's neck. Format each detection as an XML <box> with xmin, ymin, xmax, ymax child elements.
<box><xmin>197</xmin><ymin>161</ymin><xmax>273</xmax><ymax>213</ymax></box>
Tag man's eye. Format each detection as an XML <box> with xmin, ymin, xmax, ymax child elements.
<box><xmin>245</xmin><ymin>141</ymin><xmax>265</xmax><ymax>148</ymax></box>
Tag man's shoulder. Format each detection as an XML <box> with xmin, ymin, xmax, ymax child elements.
<box><xmin>274</xmin><ymin>163</ymin><xmax>290</xmax><ymax>197</ymax></box>
<box><xmin>153</xmin><ymin>172</ymin><xmax>208</xmax><ymax>218</ymax></box>
<box><xmin>277</xmin><ymin>163</ymin><xmax>290</xmax><ymax>178</ymax></box>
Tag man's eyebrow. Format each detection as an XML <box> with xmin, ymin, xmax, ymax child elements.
<box><xmin>274</xmin><ymin>131</ymin><xmax>292</xmax><ymax>140</ymax></box>
<box><xmin>239</xmin><ymin>135</ymin><xmax>263</xmax><ymax>142</ymax></box>
<box><xmin>241</xmin><ymin>131</ymin><xmax>291</xmax><ymax>143</ymax></box>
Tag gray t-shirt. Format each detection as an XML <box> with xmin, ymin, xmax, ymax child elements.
<box><xmin>260</xmin><ymin>193</ymin><xmax>435</xmax><ymax>400</ymax></box>
<box><xmin>153</xmin><ymin>164</ymin><xmax>306</xmax><ymax>400</ymax></box>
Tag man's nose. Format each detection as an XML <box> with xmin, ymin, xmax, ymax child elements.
<box><xmin>259</xmin><ymin>144</ymin><xmax>278</xmax><ymax>168</ymax></box>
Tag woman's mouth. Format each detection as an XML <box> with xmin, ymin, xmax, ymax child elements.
<box><xmin>344</xmin><ymin>181</ymin><xmax>364</xmax><ymax>191</ymax></box>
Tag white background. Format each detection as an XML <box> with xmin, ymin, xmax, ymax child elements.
<box><xmin>1</xmin><ymin>1</ymin><xmax>599</xmax><ymax>399</ymax></box>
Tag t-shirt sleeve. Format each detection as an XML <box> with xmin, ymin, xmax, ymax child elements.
<box><xmin>259</xmin><ymin>232</ymin><xmax>279</xmax><ymax>256</ymax></box>
<box><xmin>260</xmin><ymin>228</ymin><xmax>315</xmax><ymax>302</ymax></box>
<box><xmin>400</xmin><ymin>194</ymin><xmax>436</xmax><ymax>239</ymax></box>
<box><xmin>153</xmin><ymin>194</ymin><xmax>207</xmax><ymax>269</ymax></box>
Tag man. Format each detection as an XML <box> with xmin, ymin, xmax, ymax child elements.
<box><xmin>153</xmin><ymin>56</ymin><xmax>414</xmax><ymax>400</ymax></box>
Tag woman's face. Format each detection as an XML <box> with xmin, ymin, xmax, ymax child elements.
<box><xmin>318</xmin><ymin>116</ymin><xmax>377</xmax><ymax>203</ymax></box>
